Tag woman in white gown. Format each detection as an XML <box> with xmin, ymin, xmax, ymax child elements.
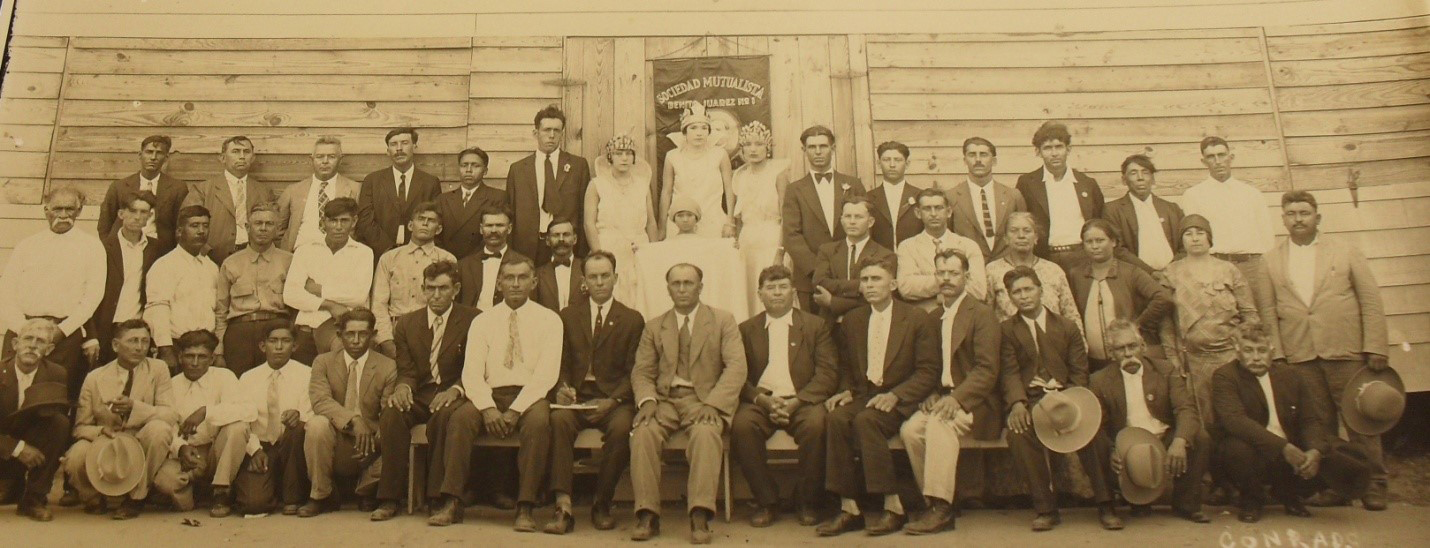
<box><xmin>659</xmin><ymin>103</ymin><xmax>734</xmax><ymax>240</ymax></box>
<box><xmin>729</xmin><ymin>121</ymin><xmax>790</xmax><ymax>313</ymax></box>
<box><xmin>584</xmin><ymin>134</ymin><xmax>658</xmax><ymax>307</ymax></box>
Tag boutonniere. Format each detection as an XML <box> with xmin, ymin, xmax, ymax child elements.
<box><xmin>841</xmin><ymin>183</ymin><xmax>850</xmax><ymax>191</ymax></box>
<box><xmin>907</xmin><ymin>197</ymin><xmax>917</xmax><ymax>206</ymax></box>
<box><xmin>563</xmin><ymin>163</ymin><xmax>571</xmax><ymax>173</ymax></box>
<box><xmin>1146</xmin><ymin>393</ymin><xmax>1155</xmax><ymax>402</ymax></box>
<box><xmin>1080</xmin><ymin>191</ymin><xmax>1089</xmax><ymax>198</ymax></box>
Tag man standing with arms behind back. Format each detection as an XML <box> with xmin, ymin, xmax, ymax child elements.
<box><xmin>97</xmin><ymin>135</ymin><xmax>187</xmax><ymax>256</ymax></box>
<box><xmin>783</xmin><ymin>125</ymin><xmax>866</xmax><ymax>311</ymax></box>
<box><xmin>357</xmin><ymin>128</ymin><xmax>442</xmax><ymax>262</ymax></box>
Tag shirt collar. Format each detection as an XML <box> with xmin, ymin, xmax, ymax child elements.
<box><xmin>764</xmin><ymin>310</ymin><xmax>794</xmax><ymax>328</ymax></box>
<box><xmin>1120</xmin><ymin>359</ymin><xmax>1146</xmax><ymax>380</ymax></box>
<box><xmin>313</xmin><ymin>173</ymin><xmax>336</xmax><ymax>186</ymax></box>
<box><xmin>118</xmin><ymin>232</ymin><xmax>148</xmax><ymax>250</ymax></box>
<box><xmin>392</xmin><ymin>164</ymin><xmax>415</xmax><ymax>181</ymax></box>
<box><xmin>245</xmin><ymin>245</ymin><xmax>277</xmax><ymax>263</ymax></box>
<box><xmin>1022</xmin><ymin>307</ymin><xmax>1047</xmax><ymax>330</ymax></box>
<box><xmin>1042</xmin><ymin>166</ymin><xmax>1073</xmax><ymax>185</ymax></box>
<box><xmin>346</xmin><ymin>351</ymin><xmax>370</xmax><ymax>370</ymax></box>
<box><xmin>538</xmin><ymin>149</ymin><xmax>561</xmax><ymax>165</ymax></box>
<box><xmin>883</xmin><ymin>179</ymin><xmax>905</xmax><ymax>190</ymax></box>
<box><xmin>942</xmin><ymin>292</ymin><xmax>967</xmax><ymax>318</ymax></box>
<box><xmin>590</xmin><ymin>297</ymin><xmax>612</xmax><ymax>312</ymax></box>
<box><xmin>846</xmin><ymin>234</ymin><xmax>871</xmax><ymax>249</ymax></box>
<box><xmin>427</xmin><ymin>306</ymin><xmax>452</xmax><ymax>326</ymax></box>
<box><xmin>810</xmin><ymin>170</ymin><xmax>833</xmax><ymax>182</ymax></box>
<box><xmin>675</xmin><ymin>304</ymin><xmax>701</xmax><ymax>325</ymax></box>
<box><xmin>224</xmin><ymin>170</ymin><xmax>246</xmax><ymax>186</ymax></box>
<box><xmin>140</xmin><ymin>173</ymin><xmax>160</xmax><ymax>186</ymax></box>
<box><xmin>870</xmin><ymin>301</ymin><xmax>893</xmax><ymax>318</ymax></box>
<box><xmin>1292</xmin><ymin>236</ymin><xmax>1318</xmax><ymax>249</ymax></box>
<box><xmin>15</xmin><ymin>366</ymin><xmax>36</xmax><ymax>381</ymax></box>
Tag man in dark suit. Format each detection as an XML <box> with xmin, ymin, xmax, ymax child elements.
<box><xmin>0</xmin><ymin>319</ymin><xmax>69</xmax><ymax>522</ymax></box>
<box><xmin>546</xmin><ymin>251</ymin><xmax>643</xmax><ymax>534</ymax></box>
<box><xmin>373</xmin><ymin>261</ymin><xmax>479</xmax><ymax>521</ymax></box>
<box><xmin>818</xmin><ymin>255</ymin><xmax>938</xmax><ymax>538</ymax></box>
<box><xmin>899</xmin><ymin>249</ymin><xmax>1001</xmax><ymax>535</ymax></box>
<box><xmin>357</xmin><ymin>128</ymin><xmax>443</xmax><ymax>261</ymax></box>
<box><xmin>96</xmin><ymin>135</ymin><xmax>187</xmax><ymax>256</ymax></box>
<box><xmin>1212</xmin><ymin>322</ymin><xmax>1331</xmax><ymax>523</ymax></box>
<box><xmin>508</xmin><ymin>106</ymin><xmax>591</xmax><ymax>265</ymax></box>
<box><xmin>939</xmin><ymin>137</ymin><xmax>1027</xmax><ymax>262</ymax></box>
<box><xmin>866</xmin><ymin>141</ymin><xmax>923</xmax><ymax>251</ymax></box>
<box><xmin>812</xmin><ymin>195</ymin><xmax>893</xmax><ymax>319</ymax></box>
<box><xmin>182</xmin><ymin>136</ymin><xmax>273</xmax><ymax>265</ymax></box>
<box><xmin>1014</xmin><ymin>122</ymin><xmax>1104</xmax><ymax>272</ymax></box>
<box><xmin>998</xmin><ymin>265</ymin><xmax>1119</xmax><ymax>531</ymax></box>
<box><xmin>534</xmin><ymin>219</ymin><xmax>586</xmax><ymax>311</ymax></box>
<box><xmin>783</xmin><ymin>125</ymin><xmax>866</xmax><ymax>311</ymax></box>
<box><xmin>1102</xmin><ymin>155</ymin><xmax>1183</xmax><ymax>273</ymax></box>
<box><xmin>86</xmin><ymin>191</ymin><xmax>162</xmax><ymax>366</ymax></box>
<box><xmin>436</xmin><ymin>147</ymin><xmax>510</xmax><ymax>260</ymax></box>
<box><xmin>456</xmin><ymin>206</ymin><xmax>530</xmax><ymax>311</ymax></box>
<box><xmin>731</xmin><ymin>265</ymin><xmax>838</xmax><ymax>528</ymax></box>
<box><xmin>1088</xmin><ymin>319</ymin><xmax>1210</xmax><ymax>523</ymax></box>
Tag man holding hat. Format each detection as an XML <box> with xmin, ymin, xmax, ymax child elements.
<box><xmin>1265</xmin><ymin>190</ymin><xmax>1392</xmax><ymax>510</ymax></box>
<box><xmin>0</xmin><ymin>318</ymin><xmax>70</xmax><ymax>521</ymax></box>
<box><xmin>997</xmin><ymin>265</ymin><xmax>1120</xmax><ymax>531</ymax></box>
<box><xmin>1089</xmin><ymin>319</ymin><xmax>1210</xmax><ymax>523</ymax></box>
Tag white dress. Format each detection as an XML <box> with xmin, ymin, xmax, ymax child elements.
<box><xmin>591</xmin><ymin>159</ymin><xmax>653</xmax><ymax>307</ymax></box>
<box><xmin>665</xmin><ymin>145</ymin><xmax>728</xmax><ymax>238</ymax></box>
<box><xmin>731</xmin><ymin>158</ymin><xmax>790</xmax><ymax>313</ymax></box>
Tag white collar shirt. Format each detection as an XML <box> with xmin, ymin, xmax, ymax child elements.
<box><xmin>1121</xmin><ymin>364</ymin><xmax>1169</xmax><ymax>436</ymax></box>
<box><xmin>476</xmin><ymin>245</ymin><xmax>509</xmax><ymax>311</ymax></box>
<box><xmin>1287</xmin><ymin>237</ymin><xmax>1318</xmax><ymax>306</ymax></box>
<box><xmin>881</xmin><ymin>180</ymin><xmax>906</xmax><ymax>227</ymax></box>
<box><xmin>1180</xmin><ymin>176</ymin><xmax>1276</xmax><ymax>254</ymax></box>
<box><xmin>758</xmin><ymin>311</ymin><xmax>798</xmax><ymax>398</ymax></box>
<box><xmin>967</xmin><ymin>179</ymin><xmax>999</xmax><ymax>245</ymax></box>
<box><xmin>1130</xmin><ymin>194</ymin><xmax>1175</xmax><ymax>270</ymax></box>
<box><xmin>1043</xmin><ymin>167</ymin><xmax>1085</xmax><ymax>247</ymax></box>
<box><xmin>1258</xmin><ymin>372</ymin><xmax>1287</xmax><ymax>439</ymax></box>
<box><xmin>137</xmin><ymin>174</ymin><xmax>161</xmax><ymax>238</ymax></box>
<box><xmin>811</xmin><ymin>171</ymin><xmax>837</xmax><ymax>236</ymax></box>
<box><xmin>224</xmin><ymin>171</ymin><xmax>250</xmax><ymax>245</ymax></box>
<box><xmin>940</xmin><ymin>293</ymin><xmax>967</xmax><ymax>388</ymax></box>
<box><xmin>113</xmin><ymin>233</ymin><xmax>149</xmax><ymax>323</ymax></box>
<box><xmin>866</xmin><ymin>303</ymin><xmax>893</xmax><ymax>386</ymax></box>
<box><xmin>238</xmin><ymin>360</ymin><xmax>313</xmax><ymax>453</ymax></box>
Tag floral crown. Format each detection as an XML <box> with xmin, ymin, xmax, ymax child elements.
<box><xmin>737</xmin><ymin>120</ymin><xmax>772</xmax><ymax>147</ymax></box>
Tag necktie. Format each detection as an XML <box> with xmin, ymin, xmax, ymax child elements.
<box><xmin>551</xmin><ymin>256</ymin><xmax>571</xmax><ymax>267</ymax></box>
<box><xmin>815</xmin><ymin>172</ymin><xmax>831</xmax><ymax>185</ymax></box>
<box><xmin>847</xmin><ymin>242</ymin><xmax>858</xmax><ymax>279</ymax></box>
<box><xmin>980</xmin><ymin>186</ymin><xmax>996</xmax><ymax>239</ymax></box>
<box><xmin>344</xmin><ymin>358</ymin><xmax>360</xmax><ymax>412</ymax></box>
<box><xmin>267</xmin><ymin>370</ymin><xmax>283</xmax><ymax>442</ymax></box>
<box><xmin>429</xmin><ymin>315</ymin><xmax>445</xmax><ymax>383</ymax></box>
<box><xmin>398</xmin><ymin>172</ymin><xmax>408</xmax><ymax>203</ymax></box>
<box><xmin>235</xmin><ymin>179</ymin><xmax>248</xmax><ymax>242</ymax></box>
<box><xmin>543</xmin><ymin>155</ymin><xmax>557</xmax><ymax>214</ymax></box>
<box><xmin>593</xmin><ymin>304</ymin><xmax>605</xmax><ymax>340</ymax></box>
<box><xmin>869</xmin><ymin>313</ymin><xmax>887</xmax><ymax>385</ymax></box>
<box><xmin>462</xmin><ymin>188</ymin><xmax>473</xmax><ymax>206</ymax></box>
<box><xmin>932</xmin><ymin>237</ymin><xmax>943</xmax><ymax>252</ymax></box>
<box><xmin>1033</xmin><ymin>322</ymin><xmax>1054</xmax><ymax>380</ymax></box>
<box><xmin>677</xmin><ymin>316</ymin><xmax>692</xmax><ymax>380</ymax></box>
<box><xmin>317</xmin><ymin>179</ymin><xmax>330</xmax><ymax>216</ymax></box>
<box><xmin>504</xmin><ymin>309</ymin><xmax>523</xmax><ymax>369</ymax></box>
<box><xmin>483</xmin><ymin>250</ymin><xmax>503</xmax><ymax>261</ymax></box>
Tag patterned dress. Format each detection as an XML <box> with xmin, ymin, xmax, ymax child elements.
<box><xmin>1160</xmin><ymin>256</ymin><xmax>1260</xmax><ymax>426</ymax></box>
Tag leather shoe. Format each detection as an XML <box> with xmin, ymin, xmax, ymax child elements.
<box><xmin>1284</xmin><ymin>501</ymin><xmax>1312</xmax><ymax>518</ymax></box>
<box><xmin>18</xmin><ymin>504</ymin><xmax>53</xmax><ymax>522</ymax></box>
<box><xmin>1237</xmin><ymin>504</ymin><xmax>1263</xmax><ymax>523</ymax></box>
<box><xmin>1129</xmin><ymin>504</ymin><xmax>1152</xmax><ymax>518</ymax></box>
<box><xmin>370</xmin><ymin>500</ymin><xmax>399</xmax><ymax>521</ymax></box>
<box><xmin>630</xmin><ymin>511</ymin><xmax>660</xmax><ymax>541</ymax></box>
<box><xmin>815</xmin><ymin>512</ymin><xmax>864</xmax><ymax>537</ymax></box>
<box><xmin>210</xmin><ymin>487</ymin><xmax>233</xmax><ymax>518</ymax></box>
<box><xmin>358</xmin><ymin>496</ymin><xmax>378</xmax><ymax>513</ymax></box>
<box><xmin>282</xmin><ymin>504</ymin><xmax>300</xmax><ymax>516</ymax></box>
<box><xmin>796</xmin><ymin>503</ymin><xmax>819</xmax><ymax>526</ymax></box>
<box><xmin>903</xmin><ymin>499</ymin><xmax>955</xmax><ymax>535</ymax></box>
<box><xmin>866</xmin><ymin>511</ymin><xmax>906</xmax><ymax>536</ymax></box>
<box><xmin>543</xmin><ymin>508</ymin><xmax>575</xmax><ymax>535</ymax></box>
<box><xmin>1361</xmin><ymin>490</ymin><xmax>1388</xmax><ymax>511</ymax></box>
<box><xmin>1174</xmin><ymin>510</ymin><xmax>1212</xmax><ymax>523</ymax></box>
<box><xmin>591</xmin><ymin>502</ymin><xmax>616</xmax><ymax>530</ymax></box>
<box><xmin>749</xmin><ymin>505</ymin><xmax>777</xmax><ymax>528</ymax></box>
<box><xmin>489</xmin><ymin>492</ymin><xmax>517</xmax><ymax>510</ymax></box>
<box><xmin>1031</xmin><ymin>512</ymin><xmax>1061</xmax><ymax>532</ymax></box>
<box><xmin>297</xmin><ymin>497</ymin><xmax>336</xmax><ymax>518</ymax></box>
<box><xmin>514</xmin><ymin>503</ymin><xmax>538</xmax><ymax>532</ymax></box>
<box><xmin>690</xmin><ymin>509</ymin><xmax>713</xmax><ymax>545</ymax></box>
<box><xmin>112</xmin><ymin>500</ymin><xmax>143</xmax><ymax>520</ymax></box>
<box><xmin>427</xmin><ymin>496</ymin><xmax>464</xmax><ymax>526</ymax></box>
<box><xmin>1098</xmin><ymin>505</ymin><xmax>1125</xmax><ymax>530</ymax></box>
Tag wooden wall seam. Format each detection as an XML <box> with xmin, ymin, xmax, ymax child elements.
<box><xmin>41</xmin><ymin>40</ymin><xmax>73</xmax><ymax>198</ymax></box>
<box><xmin>1258</xmin><ymin>26</ymin><xmax>1297</xmax><ymax>190</ymax></box>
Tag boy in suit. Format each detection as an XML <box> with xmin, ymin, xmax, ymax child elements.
<box><xmin>1014</xmin><ymin>122</ymin><xmax>1104</xmax><ymax>272</ymax></box>
<box><xmin>508</xmin><ymin>106</ymin><xmax>591</xmax><ymax>264</ymax></box>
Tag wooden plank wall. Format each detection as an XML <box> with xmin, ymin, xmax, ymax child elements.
<box><xmin>469</xmin><ymin>36</ymin><xmax>564</xmax><ymax>191</ymax></box>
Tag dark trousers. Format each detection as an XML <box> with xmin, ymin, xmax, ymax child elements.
<box><xmin>1216</xmin><ymin>436</ymin><xmax>1317</xmax><ymax>508</ymax></box>
<box><xmin>292</xmin><ymin>320</ymin><xmax>337</xmax><ymax>366</ymax></box>
<box><xmin>376</xmin><ymin>383</ymin><xmax>481</xmax><ymax>501</ymax></box>
<box><xmin>0</xmin><ymin>413</ymin><xmax>69</xmax><ymax>508</ymax></box>
<box><xmin>469</xmin><ymin>386</ymin><xmax>550</xmax><ymax>503</ymax></box>
<box><xmin>1007</xmin><ymin>427</ymin><xmax>1113</xmax><ymax>513</ymax></box>
<box><xmin>549</xmin><ymin>402</ymin><xmax>635</xmax><ymax>505</ymax></box>
<box><xmin>4</xmin><ymin>328</ymin><xmax>86</xmax><ymax>403</ymax></box>
<box><xmin>1296</xmin><ymin>359</ymin><xmax>1387</xmax><ymax>491</ymax></box>
<box><xmin>826</xmin><ymin>396</ymin><xmax>903</xmax><ymax>498</ymax></box>
<box><xmin>232</xmin><ymin>425</ymin><xmax>308</xmax><ymax>513</ymax></box>
<box><xmin>223</xmin><ymin>317</ymin><xmax>287</xmax><ymax>377</ymax></box>
<box><xmin>1100</xmin><ymin>428</ymin><xmax>1210</xmax><ymax>513</ymax></box>
<box><xmin>732</xmin><ymin>401</ymin><xmax>827</xmax><ymax>508</ymax></box>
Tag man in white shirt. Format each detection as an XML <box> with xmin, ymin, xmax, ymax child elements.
<box><xmin>152</xmin><ymin>330</ymin><xmax>248</xmax><ymax>517</ymax></box>
<box><xmin>534</xmin><ymin>219</ymin><xmax>586</xmax><ymax>311</ymax></box>
<box><xmin>897</xmin><ymin>188</ymin><xmax>988</xmax><ymax>310</ymax></box>
<box><xmin>1014</xmin><ymin>122</ymin><xmax>1105</xmax><ymax>272</ymax></box>
<box><xmin>283</xmin><ymin>198</ymin><xmax>374</xmax><ymax>365</ymax></box>
<box><xmin>1103</xmin><ymin>155</ymin><xmax>1183</xmax><ymax>272</ymax></box>
<box><xmin>181</xmin><ymin>136</ymin><xmax>272</xmax><ymax>265</ymax></box>
<box><xmin>1</xmin><ymin>187</ymin><xmax>107</xmax><ymax>401</ymax></box>
<box><xmin>231</xmin><ymin>324</ymin><xmax>312</xmax><ymax>515</ymax></box>
<box><xmin>145</xmin><ymin>205</ymin><xmax>220</xmax><ymax>371</ymax></box>
<box><xmin>867</xmin><ymin>141</ymin><xmax>923</xmax><ymax>251</ymax></box>
<box><xmin>0</xmin><ymin>319</ymin><xmax>69</xmax><ymax>522</ymax></box>
<box><xmin>372</xmin><ymin>202</ymin><xmax>456</xmax><ymax>357</ymax></box>
<box><xmin>1181</xmin><ymin>137</ymin><xmax>1278</xmax><ymax>331</ymax></box>
<box><xmin>87</xmin><ymin>191</ymin><xmax>162</xmax><ymax>367</ymax></box>
<box><xmin>278</xmin><ymin>136</ymin><xmax>360</xmax><ymax>251</ymax></box>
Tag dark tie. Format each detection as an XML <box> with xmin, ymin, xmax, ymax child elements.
<box><xmin>815</xmin><ymin>172</ymin><xmax>831</xmax><ymax>185</ymax></box>
<box><xmin>847</xmin><ymin>242</ymin><xmax>858</xmax><ymax>278</ymax></box>
<box><xmin>483</xmin><ymin>250</ymin><xmax>503</xmax><ymax>261</ymax></box>
<box><xmin>543</xmin><ymin>155</ymin><xmax>558</xmax><ymax>215</ymax></box>
<box><xmin>1034</xmin><ymin>322</ymin><xmax>1055</xmax><ymax>380</ymax></box>
<box><xmin>317</xmin><ymin>180</ymin><xmax>330</xmax><ymax>216</ymax></box>
<box><xmin>980</xmin><ymin>186</ymin><xmax>996</xmax><ymax>239</ymax></box>
<box><xmin>551</xmin><ymin>256</ymin><xmax>572</xmax><ymax>267</ymax></box>
<box><xmin>593</xmin><ymin>304</ymin><xmax>604</xmax><ymax>340</ymax></box>
<box><xmin>677</xmin><ymin>316</ymin><xmax>692</xmax><ymax>380</ymax></box>
<box><xmin>398</xmin><ymin>172</ymin><xmax>408</xmax><ymax>203</ymax></box>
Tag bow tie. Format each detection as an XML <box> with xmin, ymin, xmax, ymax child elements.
<box><xmin>551</xmin><ymin>257</ymin><xmax>572</xmax><ymax>267</ymax></box>
<box><xmin>482</xmin><ymin>251</ymin><xmax>503</xmax><ymax>261</ymax></box>
<box><xmin>814</xmin><ymin>173</ymin><xmax>832</xmax><ymax>184</ymax></box>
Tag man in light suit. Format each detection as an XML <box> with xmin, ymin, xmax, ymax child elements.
<box><xmin>356</xmin><ymin>128</ymin><xmax>442</xmax><ymax>262</ymax></box>
<box><xmin>96</xmin><ymin>135</ymin><xmax>188</xmax><ymax>256</ymax></box>
<box><xmin>277</xmin><ymin>136</ymin><xmax>360</xmax><ymax>251</ymax></box>
<box><xmin>301</xmin><ymin>308</ymin><xmax>397</xmax><ymax>517</ymax></box>
<box><xmin>939</xmin><ymin>137</ymin><xmax>1026</xmax><ymax>263</ymax></box>
<box><xmin>435</xmin><ymin>147</ymin><xmax>510</xmax><ymax>260</ymax></box>
<box><xmin>1015</xmin><ymin>122</ymin><xmax>1105</xmax><ymax>272</ymax></box>
<box><xmin>456</xmin><ymin>206</ymin><xmax>531</xmax><ymax>310</ymax></box>
<box><xmin>508</xmin><ymin>106</ymin><xmax>591</xmax><ymax>265</ymax></box>
<box><xmin>628</xmin><ymin>263</ymin><xmax>747</xmax><ymax>544</ymax></box>
<box><xmin>812</xmin><ymin>195</ymin><xmax>893</xmax><ymax>319</ymax></box>
<box><xmin>0</xmin><ymin>319</ymin><xmax>69</xmax><ymax>522</ymax></box>
<box><xmin>86</xmin><ymin>191</ymin><xmax>163</xmax><ymax>367</ymax></box>
<box><xmin>783</xmin><ymin>125</ymin><xmax>866</xmax><ymax>311</ymax></box>
<box><xmin>866</xmin><ymin>141</ymin><xmax>923</xmax><ymax>252</ymax></box>
<box><xmin>731</xmin><ymin>265</ymin><xmax>838</xmax><ymax>528</ymax></box>
<box><xmin>534</xmin><ymin>218</ymin><xmax>587</xmax><ymax>311</ymax></box>
<box><xmin>182</xmin><ymin>135</ymin><xmax>272</xmax><ymax>265</ymax></box>
<box><xmin>1266</xmin><ymin>190</ymin><xmax>1390</xmax><ymax>510</ymax></box>
<box><xmin>1103</xmin><ymin>155</ymin><xmax>1183</xmax><ymax>273</ymax></box>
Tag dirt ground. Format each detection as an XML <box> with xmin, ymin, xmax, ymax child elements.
<box><xmin>4</xmin><ymin>501</ymin><xmax>1426</xmax><ymax>548</ymax></box>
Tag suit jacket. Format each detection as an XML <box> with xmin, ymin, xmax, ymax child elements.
<box><xmin>1103</xmin><ymin>193</ymin><xmax>1184</xmax><ymax>259</ymax></box>
<box><xmin>1212</xmin><ymin>361</ymin><xmax>1329</xmax><ymax>455</ymax></box>
<box><xmin>182</xmin><ymin>175</ymin><xmax>273</xmax><ymax>265</ymax></box>
<box><xmin>434</xmin><ymin>185</ymin><xmax>511</xmax><ymax>260</ymax></box>
<box><xmin>309</xmin><ymin>348</ymin><xmax>398</xmax><ymax>429</ymax></box>
<box><xmin>632</xmin><ymin>304</ymin><xmax>747</xmax><ymax>417</ymax></box>
<box><xmin>356</xmin><ymin>166</ymin><xmax>443</xmax><ymax>260</ymax></box>
<box><xmin>839</xmin><ymin>301</ymin><xmax>939</xmax><ymax>417</ymax></box>
<box><xmin>1066</xmin><ymin>259</ymin><xmax>1174</xmax><ymax>336</ymax></box>
<box><xmin>1088</xmin><ymin>357</ymin><xmax>1199</xmax><ymax>443</ymax></box>
<box><xmin>1015</xmin><ymin>168</ymin><xmax>1104</xmax><ymax>256</ymax></box>
<box><xmin>86</xmin><ymin>232</ymin><xmax>162</xmax><ymax>348</ymax></box>
<box><xmin>999</xmin><ymin>308</ymin><xmax>1089</xmax><ymax>408</ymax></box>
<box><xmin>535</xmin><ymin>257</ymin><xmax>587</xmax><ymax>312</ymax></box>
<box><xmin>941</xmin><ymin>179</ymin><xmax>1027</xmax><ymax>261</ymax></box>
<box><xmin>928</xmin><ymin>297</ymin><xmax>1003</xmax><ymax>439</ymax></box>
<box><xmin>781</xmin><ymin>172</ymin><xmax>865</xmax><ymax>291</ymax></box>
<box><xmin>97</xmin><ymin>172</ymin><xmax>189</xmax><ymax>255</ymax></box>
<box><xmin>392</xmin><ymin>304</ymin><xmax>479</xmax><ymax>394</ymax></box>
<box><xmin>812</xmin><ymin>238</ymin><xmax>894</xmax><ymax>317</ymax></box>
<box><xmin>455</xmin><ymin>248</ymin><xmax>531</xmax><ymax>309</ymax></box>
<box><xmin>867</xmin><ymin>182</ymin><xmax>924</xmax><ymax>252</ymax></box>
<box><xmin>276</xmin><ymin>175</ymin><xmax>361</xmax><ymax>251</ymax></box>
<box><xmin>558</xmin><ymin>298</ymin><xmax>644</xmax><ymax>402</ymax></box>
<box><xmin>1265</xmin><ymin>236</ymin><xmax>1388</xmax><ymax>364</ymax></box>
<box><xmin>0</xmin><ymin>358</ymin><xmax>68</xmax><ymax>455</ymax></box>
<box><xmin>507</xmin><ymin>152</ymin><xmax>591</xmax><ymax>263</ymax></box>
<box><xmin>738</xmin><ymin>309</ymin><xmax>839</xmax><ymax>405</ymax></box>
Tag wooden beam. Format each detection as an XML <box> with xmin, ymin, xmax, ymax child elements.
<box><xmin>1266</xmin><ymin>25</ymin><xmax>1430</xmax><ymax>61</ymax></box>
<box><xmin>1279</xmin><ymin>104</ymin><xmax>1430</xmax><ymax>137</ymax></box>
<box><xmin>1271</xmin><ymin>51</ymin><xmax>1430</xmax><ymax>87</ymax></box>
<box><xmin>873</xmin><ymin>115</ymin><xmax>1282</xmax><ymax>147</ymax></box>
<box><xmin>56</xmin><ymin>126</ymin><xmax>471</xmax><ymax>154</ymax></box>
<box><xmin>1275</xmin><ymin>78</ymin><xmax>1430</xmax><ymax>112</ymax></box>
<box><xmin>470</xmin><ymin>47</ymin><xmax>563</xmax><ymax>73</ymax></box>
<box><xmin>66</xmin><ymin>48</ymin><xmax>472</xmax><ymax>76</ymax></box>
<box><xmin>468</xmin><ymin>73</ymin><xmax>563</xmax><ymax>99</ymax></box>
<box><xmin>1284</xmin><ymin>130</ymin><xmax>1430</xmax><ymax>165</ymax></box>
<box><xmin>69</xmin><ymin>37</ymin><xmax>472</xmax><ymax>50</ymax></box>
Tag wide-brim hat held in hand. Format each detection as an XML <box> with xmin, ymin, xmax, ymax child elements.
<box><xmin>1032</xmin><ymin>386</ymin><xmax>1102</xmax><ymax>453</ymax></box>
<box><xmin>85</xmin><ymin>433</ymin><xmax>147</xmax><ymax>497</ymax></box>
<box><xmin>1116</xmin><ymin>427</ymin><xmax>1168</xmax><ymax>505</ymax></box>
<box><xmin>1341</xmin><ymin>366</ymin><xmax>1405</xmax><ymax>436</ymax></box>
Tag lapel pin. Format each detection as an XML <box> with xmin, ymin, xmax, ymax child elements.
<box><xmin>1146</xmin><ymin>393</ymin><xmax>1155</xmax><ymax>402</ymax></box>
<box><xmin>1080</xmin><ymin>192</ymin><xmax>1088</xmax><ymax>198</ymax></box>
<box><xmin>563</xmin><ymin>164</ymin><xmax>571</xmax><ymax>173</ymax></box>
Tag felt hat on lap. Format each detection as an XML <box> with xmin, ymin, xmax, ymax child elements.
<box><xmin>1032</xmin><ymin>387</ymin><xmax>1101</xmax><ymax>454</ymax></box>
<box><xmin>85</xmin><ymin>434</ymin><xmax>147</xmax><ymax>497</ymax></box>
<box><xmin>1115</xmin><ymin>427</ymin><xmax>1168</xmax><ymax>505</ymax></box>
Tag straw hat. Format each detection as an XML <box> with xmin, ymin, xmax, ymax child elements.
<box><xmin>1341</xmin><ymin>367</ymin><xmax>1405</xmax><ymax>436</ymax></box>
<box><xmin>1031</xmin><ymin>387</ymin><xmax>1102</xmax><ymax>453</ymax></box>
<box><xmin>1115</xmin><ymin>427</ymin><xmax>1168</xmax><ymax>505</ymax></box>
<box><xmin>85</xmin><ymin>434</ymin><xmax>147</xmax><ymax>497</ymax></box>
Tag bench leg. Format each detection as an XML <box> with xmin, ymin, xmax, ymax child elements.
<box><xmin>407</xmin><ymin>444</ymin><xmax>417</xmax><ymax>515</ymax></box>
<box><xmin>722</xmin><ymin>447</ymin><xmax>732</xmax><ymax>523</ymax></box>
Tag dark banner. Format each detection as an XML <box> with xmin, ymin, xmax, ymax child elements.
<box><xmin>652</xmin><ymin>55</ymin><xmax>771</xmax><ymax>179</ymax></box>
